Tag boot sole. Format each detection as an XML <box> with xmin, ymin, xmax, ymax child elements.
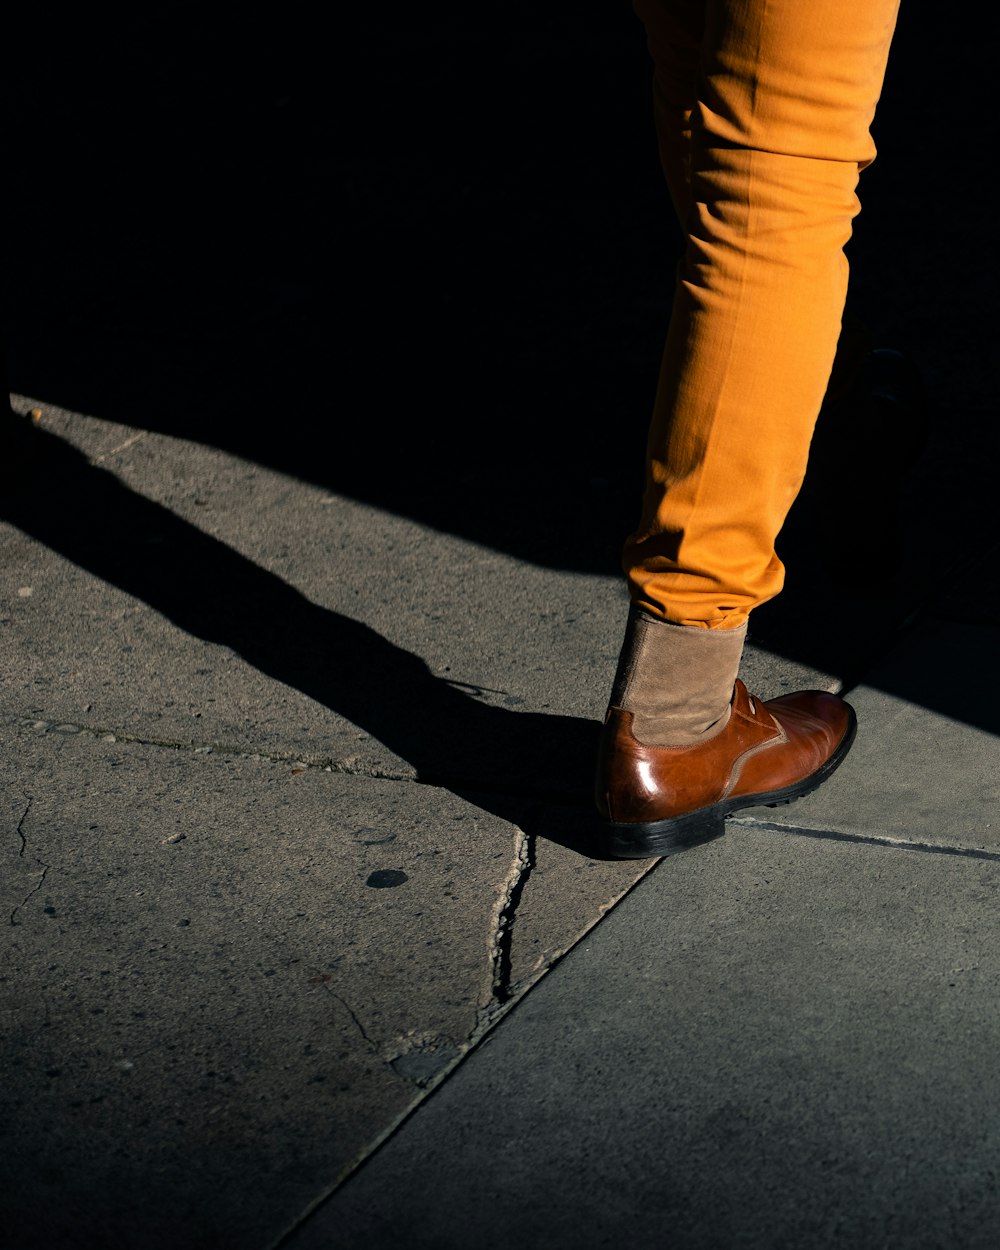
<box><xmin>606</xmin><ymin>708</ymin><xmax>858</xmax><ymax>859</ymax></box>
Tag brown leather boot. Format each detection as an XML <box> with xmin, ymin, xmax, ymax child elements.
<box><xmin>595</xmin><ymin>610</ymin><xmax>856</xmax><ymax>857</ymax></box>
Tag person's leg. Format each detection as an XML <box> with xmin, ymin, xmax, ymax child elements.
<box><xmin>630</xmin><ymin>0</ymin><xmax>899</xmax><ymax>628</ymax></box>
<box><xmin>596</xmin><ymin>0</ymin><xmax>900</xmax><ymax>856</ymax></box>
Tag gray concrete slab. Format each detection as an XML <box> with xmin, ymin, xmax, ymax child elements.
<box><xmin>739</xmin><ymin>617</ymin><xmax>1000</xmax><ymax>851</ymax></box>
<box><xmin>286</xmin><ymin>824</ymin><xmax>1000</xmax><ymax>1250</ymax></box>
<box><xmin>2</xmin><ymin>399</ymin><xmax>970</xmax><ymax>1250</ymax></box>
<box><xmin>0</xmin><ymin>719</ymin><xmax>650</xmax><ymax>1250</ymax></box>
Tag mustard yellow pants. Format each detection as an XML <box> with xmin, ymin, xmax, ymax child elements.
<box><xmin>625</xmin><ymin>0</ymin><xmax>900</xmax><ymax>628</ymax></box>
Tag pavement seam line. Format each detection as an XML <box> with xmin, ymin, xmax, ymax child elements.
<box><xmin>731</xmin><ymin>815</ymin><xmax>1000</xmax><ymax>861</ymax></box>
<box><xmin>266</xmin><ymin>858</ymin><xmax>660</xmax><ymax>1250</ymax></box>
<box><xmin>481</xmin><ymin>826</ymin><xmax>536</xmax><ymax>1012</ymax></box>
<box><xmin>14</xmin><ymin>713</ymin><xmax>600</xmax><ymax>812</ymax></box>
<box><xmin>15</xmin><ymin>716</ymin><xmax>596</xmax><ymax>803</ymax></box>
<box><xmin>14</xmin><ymin>715</ymin><xmax>414</xmax><ymax>779</ymax></box>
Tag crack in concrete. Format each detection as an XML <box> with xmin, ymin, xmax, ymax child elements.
<box><xmin>14</xmin><ymin>795</ymin><xmax>31</xmax><ymax>858</ymax></box>
<box><xmin>10</xmin><ymin>796</ymin><xmax>49</xmax><ymax>927</ymax></box>
<box><xmin>329</xmin><ymin>992</ymin><xmax>378</xmax><ymax>1051</ymax></box>
<box><xmin>481</xmin><ymin>826</ymin><xmax>536</xmax><ymax>1012</ymax></box>
<box><xmin>307</xmin><ymin>969</ymin><xmax>378</xmax><ymax>1051</ymax></box>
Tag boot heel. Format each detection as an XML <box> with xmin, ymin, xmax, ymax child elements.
<box><xmin>608</xmin><ymin>808</ymin><xmax>726</xmax><ymax>859</ymax></box>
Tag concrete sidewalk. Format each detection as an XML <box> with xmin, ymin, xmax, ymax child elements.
<box><xmin>4</xmin><ymin>11</ymin><xmax>999</xmax><ymax>1246</ymax></box>
<box><xmin>3</xmin><ymin>394</ymin><xmax>999</xmax><ymax>1249</ymax></box>
<box><xmin>289</xmin><ymin>618</ymin><xmax>1000</xmax><ymax>1250</ymax></box>
<box><xmin>0</xmin><ymin>397</ymin><xmax>653</xmax><ymax>1249</ymax></box>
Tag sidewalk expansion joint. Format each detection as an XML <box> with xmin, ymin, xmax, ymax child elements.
<box><xmin>482</xmin><ymin>826</ymin><xmax>536</xmax><ymax>1012</ymax></box>
<box><xmin>14</xmin><ymin>714</ymin><xmax>415</xmax><ymax>779</ymax></box>
<box><xmin>732</xmin><ymin>815</ymin><xmax>1000</xmax><ymax>862</ymax></box>
<box><xmin>267</xmin><ymin>860</ymin><xmax>659</xmax><ymax>1250</ymax></box>
<box><xmin>15</xmin><ymin>715</ymin><xmax>597</xmax><ymax>805</ymax></box>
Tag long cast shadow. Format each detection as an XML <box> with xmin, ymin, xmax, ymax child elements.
<box><xmin>1</xmin><ymin>426</ymin><xmax>610</xmax><ymax>854</ymax></box>
<box><xmin>6</xmin><ymin>10</ymin><xmax>999</xmax><ymax>744</ymax></box>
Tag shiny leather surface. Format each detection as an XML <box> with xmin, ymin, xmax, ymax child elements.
<box><xmin>595</xmin><ymin>679</ymin><xmax>853</xmax><ymax>825</ymax></box>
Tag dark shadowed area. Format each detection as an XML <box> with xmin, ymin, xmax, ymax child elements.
<box><xmin>5</xmin><ymin>7</ymin><xmax>998</xmax><ymax>717</ymax></box>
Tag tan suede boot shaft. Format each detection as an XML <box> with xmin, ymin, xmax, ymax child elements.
<box><xmin>607</xmin><ymin>607</ymin><xmax>747</xmax><ymax>746</ymax></box>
